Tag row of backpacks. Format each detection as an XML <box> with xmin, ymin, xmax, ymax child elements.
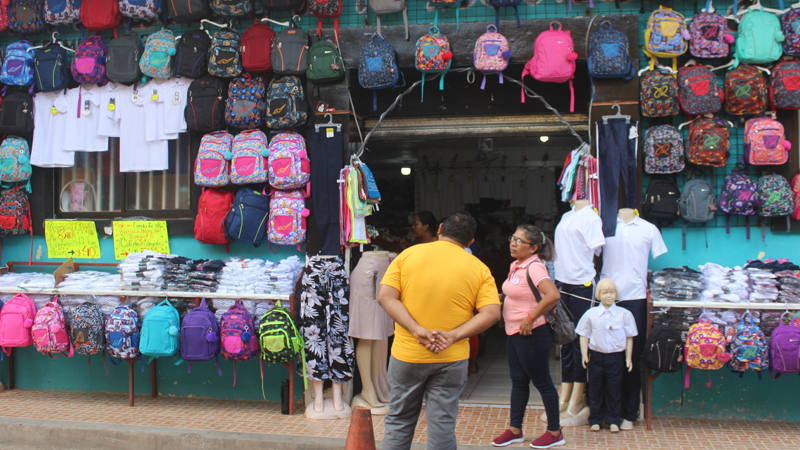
<box><xmin>644</xmin><ymin>311</ymin><xmax>800</xmax><ymax>386</ymax></box>
<box><xmin>0</xmin><ymin>292</ymin><xmax>305</xmax><ymax>388</ymax></box>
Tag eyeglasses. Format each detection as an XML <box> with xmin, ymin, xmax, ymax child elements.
<box><xmin>508</xmin><ymin>236</ymin><xmax>532</xmax><ymax>246</ymax></box>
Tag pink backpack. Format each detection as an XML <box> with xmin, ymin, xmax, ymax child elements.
<box><xmin>743</xmin><ymin>117</ymin><xmax>792</xmax><ymax>166</ymax></box>
<box><xmin>32</xmin><ymin>297</ymin><xmax>73</xmax><ymax>358</ymax></box>
<box><xmin>267</xmin><ymin>189</ymin><xmax>310</xmax><ymax>251</ymax></box>
<box><xmin>521</xmin><ymin>21</ymin><xmax>578</xmax><ymax>112</ymax></box>
<box><xmin>473</xmin><ymin>25</ymin><xmax>511</xmax><ymax>90</ymax></box>
<box><xmin>267</xmin><ymin>131</ymin><xmax>310</xmax><ymax>192</ymax></box>
<box><xmin>0</xmin><ymin>293</ymin><xmax>36</xmax><ymax>354</ymax></box>
<box><xmin>194</xmin><ymin>131</ymin><xmax>233</xmax><ymax>187</ymax></box>
<box><xmin>230</xmin><ymin>129</ymin><xmax>269</xmax><ymax>185</ymax></box>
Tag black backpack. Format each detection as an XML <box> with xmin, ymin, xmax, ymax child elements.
<box><xmin>173</xmin><ymin>29</ymin><xmax>212</xmax><ymax>79</ymax></box>
<box><xmin>224</xmin><ymin>187</ymin><xmax>271</xmax><ymax>246</ymax></box>
<box><xmin>185</xmin><ymin>75</ymin><xmax>228</xmax><ymax>132</ymax></box>
<box><xmin>33</xmin><ymin>43</ymin><xmax>70</xmax><ymax>92</ymax></box>
<box><xmin>641</xmin><ymin>178</ymin><xmax>680</xmax><ymax>225</ymax></box>
<box><xmin>642</xmin><ymin>323</ymin><xmax>683</xmax><ymax>373</ymax></box>
<box><xmin>167</xmin><ymin>0</ymin><xmax>209</xmax><ymax>22</ymax></box>
<box><xmin>271</xmin><ymin>24</ymin><xmax>308</xmax><ymax>76</ymax></box>
<box><xmin>0</xmin><ymin>91</ymin><xmax>34</xmax><ymax>135</ymax></box>
<box><xmin>106</xmin><ymin>34</ymin><xmax>144</xmax><ymax>85</ymax></box>
<box><xmin>258</xmin><ymin>0</ymin><xmax>305</xmax><ymax>12</ymax></box>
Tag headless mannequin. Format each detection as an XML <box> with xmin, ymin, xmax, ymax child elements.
<box><xmin>618</xmin><ymin>208</ymin><xmax>636</xmax><ymax>225</ymax></box>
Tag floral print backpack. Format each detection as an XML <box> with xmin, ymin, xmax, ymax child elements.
<box><xmin>689</xmin><ymin>10</ymin><xmax>733</xmax><ymax>59</ymax></box>
<box><xmin>416</xmin><ymin>27</ymin><xmax>452</xmax><ymax>102</ymax></box>
<box><xmin>644</xmin><ymin>125</ymin><xmax>685</xmax><ymax>174</ymax></box>
<box><xmin>684</xmin><ymin>314</ymin><xmax>730</xmax><ymax>388</ymax></box>
<box><xmin>230</xmin><ymin>129</ymin><xmax>268</xmax><ymax>185</ymax></box>
<box><xmin>728</xmin><ymin>312</ymin><xmax>769</xmax><ymax>379</ymax></box>
<box><xmin>473</xmin><ymin>25</ymin><xmax>510</xmax><ymax>90</ymax></box>
<box><xmin>744</xmin><ymin>117</ymin><xmax>791</xmax><ymax>166</ymax></box>
<box><xmin>267</xmin><ymin>131</ymin><xmax>309</xmax><ymax>191</ymax></box>
<box><xmin>782</xmin><ymin>8</ymin><xmax>800</xmax><ymax>56</ymax></box>
<box><xmin>267</xmin><ymin>189</ymin><xmax>309</xmax><ymax>250</ymax></box>
<box><xmin>225</xmin><ymin>73</ymin><xmax>266</xmax><ymax>129</ymax></box>
<box><xmin>640</xmin><ymin>69</ymin><xmax>680</xmax><ymax>117</ymax></box>
<box><xmin>194</xmin><ymin>131</ymin><xmax>233</xmax><ymax>187</ymax></box>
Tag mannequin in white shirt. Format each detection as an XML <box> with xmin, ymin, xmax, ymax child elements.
<box><xmin>618</xmin><ymin>208</ymin><xmax>636</xmax><ymax>225</ymax></box>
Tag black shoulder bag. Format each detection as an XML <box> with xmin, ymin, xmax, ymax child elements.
<box><xmin>525</xmin><ymin>265</ymin><xmax>577</xmax><ymax>346</ymax></box>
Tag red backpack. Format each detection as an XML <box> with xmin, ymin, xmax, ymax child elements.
<box><xmin>241</xmin><ymin>20</ymin><xmax>275</xmax><ymax>74</ymax></box>
<box><xmin>0</xmin><ymin>0</ymin><xmax>9</xmax><ymax>33</ymax></box>
<box><xmin>309</xmin><ymin>0</ymin><xmax>342</xmax><ymax>39</ymax></box>
<box><xmin>195</xmin><ymin>188</ymin><xmax>235</xmax><ymax>249</ymax></box>
<box><xmin>80</xmin><ymin>0</ymin><xmax>122</xmax><ymax>32</ymax></box>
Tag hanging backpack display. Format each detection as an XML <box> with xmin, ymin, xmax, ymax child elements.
<box><xmin>684</xmin><ymin>314</ymin><xmax>730</xmax><ymax>388</ymax></box>
<box><xmin>44</xmin><ymin>0</ymin><xmax>80</xmax><ymax>25</ymax></box>
<box><xmin>173</xmin><ymin>29</ymin><xmax>211</xmax><ymax>79</ymax></box>
<box><xmin>210</xmin><ymin>0</ymin><xmax>252</xmax><ymax>18</ymax></box>
<box><xmin>728</xmin><ymin>312</ymin><xmax>769</xmax><ymax>379</ymax></box>
<box><xmin>724</xmin><ymin>64</ymin><xmax>767</xmax><ymax>116</ymax></box>
<box><xmin>473</xmin><ymin>25</ymin><xmax>511</xmax><ymax>90</ymax></box>
<box><xmin>0</xmin><ymin>0</ymin><xmax>9</xmax><ymax>33</ymax></box>
<box><xmin>769</xmin><ymin>60</ymin><xmax>800</xmax><ymax>110</ymax></box>
<box><xmin>106</xmin><ymin>33</ymin><xmax>144</xmax><ymax>85</ymax></box>
<box><xmin>225</xmin><ymin>73</ymin><xmax>266</xmax><ymax>129</ymax></box>
<box><xmin>642</xmin><ymin>323</ymin><xmax>683</xmax><ymax>373</ymax></box>
<box><xmin>307</xmin><ymin>40</ymin><xmax>344</xmax><ymax>93</ymax></box>
<box><xmin>756</xmin><ymin>173</ymin><xmax>794</xmax><ymax>218</ymax></box>
<box><xmin>644</xmin><ymin>6</ymin><xmax>689</xmax><ymax>71</ymax></box>
<box><xmin>416</xmin><ymin>27</ymin><xmax>452</xmax><ymax>102</ymax></box>
<box><xmin>1</xmin><ymin>41</ymin><xmax>35</xmax><ymax>86</ymax></box>
<box><xmin>587</xmin><ymin>20</ymin><xmax>634</xmax><ymax>81</ymax></box>
<box><xmin>267</xmin><ymin>131</ymin><xmax>309</xmax><ymax>190</ymax></box>
<box><xmin>241</xmin><ymin>20</ymin><xmax>275</xmax><ymax>74</ymax></box>
<box><xmin>139</xmin><ymin>29</ymin><xmax>176</xmax><ymax>81</ymax></box>
<box><xmin>743</xmin><ymin>116</ymin><xmax>790</xmax><ymax>166</ymax></box>
<box><xmin>264</xmin><ymin>76</ymin><xmax>307</xmax><ymax>130</ymax></box>
<box><xmin>185</xmin><ymin>76</ymin><xmax>228</xmax><ymax>132</ymax></box>
<box><xmin>487</xmin><ymin>0</ymin><xmax>520</xmax><ymax>29</ymax></box>
<box><xmin>718</xmin><ymin>168</ymin><xmax>758</xmax><ymax>237</ymax></box>
<box><xmin>267</xmin><ymin>189</ymin><xmax>309</xmax><ymax>250</ymax></box>
<box><xmin>521</xmin><ymin>21</ymin><xmax>578</xmax><ymax>112</ymax></box>
<box><xmin>769</xmin><ymin>312</ymin><xmax>800</xmax><ymax>377</ymax></box>
<box><xmin>104</xmin><ymin>304</ymin><xmax>140</xmax><ymax>361</ymax></box>
<box><xmin>180</xmin><ymin>298</ymin><xmax>221</xmax><ymax>375</ymax></box>
<box><xmin>782</xmin><ymin>8</ymin><xmax>800</xmax><ymax>56</ymax></box>
<box><xmin>643</xmin><ymin>125</ymin><xmax>685</xmax><ymax>174</ymax></box>
<box><xmin>688</xmin><ymin>9</ymin><xmax>733</xmax><ymax>59</ymax></box>
<box><xmin>678</xmin><ymin>64</ymin><xmax>723</xmax><ymax>115</ymax></box>
<box><xmin>9</xmin><ymin>0</ymin><xmax>46</xmax><ymax>34</ymax></box>
<box><xmin>641</xmin><ymin>178</ymin><xmax>680</xmax><ymax>225</ymax></box>
<box><xmin>271</xmin><ymin>23</ymin><xmax>308</xmax><ymax>76</ymax></box>
<box><xmin>230</xmin><ymin>129</ymin><xmax>269</xmax><ymax>185</ymax></box>
<box><xmin>679</xmin><ymin>178</ymin><xmax>716</xmax><ymax>249</ymax></box>
<box><xmin>369</xmin><ymin>0</ymin><xmax>408</xmax><ymax>40</ymax></box>
<box><xmin>640</xmin><ymin>69</ymin><xmax>679</xmax><ymax>117</ymax></box>
<box><xmin>309</xmin><ymin>0</ymin><xmax>341</xmax><ymax>39</ymax></box>
<box><xmin>427</xmin><ymin>0</ymin><xmax>462</xmax><ymax>31</ymax></box>
<box><xmin>0</xmin><ymin>187</ymin><xmax>32</xmax><ymax>237</ymax></box>
<box><xmin>0</xmin><ymin>135</ymin><xmax>33</xmax><ymax>191</ymax></box>
<box><xmin>792</xmin><ymin>171</ymin><xmax>800</xmax><ymax>221</ymax></box>
<box><xmin>220</xmin><ymin>298</ymin><xmax>258</xmax><ymax>386</ymax></box>
<box><xmin>224</xmin><ymin>187</ymin><xmax>271</xmax><ymax>246</ymax></box>
<box><xmin>71</xmin><ymin>36</ymin><xmax>108</xmax><ymax>85</ymax></box>
<box><xmin>32</xmin><ymin>297</ymin><xmax>73</xmax><ymax>358</ymax></box>
<box><xmin>195</xmin><ymin>187</ymin><xmax>234</xmax><ymax>246</ymax></box>
<box><xmin>139</xmin><ymin>300</ymin><xmax>182</xmax><ymax>362</ymax></box>
<box><xmin>119</xmin><ymin>0</ymin><xmax>161</xmax><ymax>21</ymax></box>
<box><xmin>194</xmin><ymin>130</ymin><xmax>233</xmax><ymax>186</ymax></box>
<box><xmin>0</xmin><ymin>93</ymin><xmax>34</xmax><ymax>135</ymax></box>
<box><xmin>208</xmin><ymin>28</ymin><xmax>242</xmax><ymax>78</ymax></box>
<box><xmin>258</xmin><ymin>300</ymin><xmax>306</xmax><ymax>391</ymax></box>
<box><xmin>734</xmin><ymin>10</ymin><xmax>784</xmax><ymax>66</ymax></box>
<box><xmin>80</xmin><ymin>0</ymin><xmax>121</xmax><ymax>31</ymax></box>
<box><xmin>258</xmin><ymin>0</ymin><xmax>304</xmax><ymax>12</ymax></box>
<box><xmin>166</xmin><ymin>0</ymin><xmax>207</xmax><ymax>22</ymax></box>
<box><xmin>0</xmin><ymin>293</ymin><xmax>36</xmax><ymax>354</ymax></box>
<box><xmin>69</xmin><ymin>301</ymin><xmax>105</xmax><ymax>356</ymax></box>
<box><xmin>686</xmin><ymin>117</ymin><xmax>730</xmax><ymax>167</ymax></box>
<box><xmin>358</xmin><ymin>33</ymin><xmax>404</xmax><ymax>111</ymax></box>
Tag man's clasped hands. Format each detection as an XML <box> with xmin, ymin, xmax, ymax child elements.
<box><xmin>412</xmin><ymin>326</ymin><xmax>459</xmax><ymax>354</ymax></box>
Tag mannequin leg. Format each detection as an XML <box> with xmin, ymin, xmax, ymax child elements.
<box><xmin>313</xmin><ymin>380</ymin><xmax>325</xmax><ymax>412</ymax></box>
<box><xmin>376</xmin><ymin>340</ymin><xmax>391</xmax><ymax>403</ymax></box>
<box><xmin>332</xmin><ymin>382</ymin><xmax>344</xmax><ymax>411</ymax></box>
<box><xmin>356</xmin><ymin>339</ymin><xmax>384</xmax><ymax>408</ymax></box>
<box><xmin>559</xmin><ymin>382</ymin><xmax>573</xmax><ymax>413</ymax></box>
<box><xmin>369</xmin><ymin>340</ymin><xmax>390</xmax><ymax>404</ymax></box>
<box><xmin>564</xmin><ymin>382</ymin><xmax>586</xmax><ymax>417</ymax></box>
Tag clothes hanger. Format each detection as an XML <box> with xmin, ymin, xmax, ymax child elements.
<box><xmin>637</xmin><ymin>63</ymin><xmax>676</xmax><ymax>77</ymax></box>
<box><xmin>28</xmin><ymin>32</ymin><xmax>75</xmax><ymax>53</ymax></box>
<box><xmin>602</xmin><ymin>103</ymin><xmax>630</xmax><ymax>124</ymax></box>
<box><xmin>261</xmin><ymin>17</ymin><xmax>290</xmax><ymax>27</ymax></box>
<box><xmin>314</xmin><ymin>113</ymin><xmax>342</xmax><ymax>132</ymax></box>
<box><xmin>736</xmin><ymin>0</ymin><xmax>787</xmax><ymax>17</ymax></box>
<box><xmin>200</xmin><ymin>19</ymin><xmax>227</xmax><ymax>30</ymax></box>
<box><xmin>678</xmin><ymin>114</ymin><xmax>735</xmax><ymax>129</ymax></box>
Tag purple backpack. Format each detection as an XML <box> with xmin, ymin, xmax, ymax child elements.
<box><xmin>718</xmin><ymin>169</ymin><xmax>758</xmax><ymax>237</ymax></box>
<box><xmin>678</xmin><ymin>64</ymin><xmax>723</xmax><ymax>115</ymax></box>
<box><xmin>180</xmin><ymin>298</ymin><xmax>222</xmax><ymax>376</ymax></box>
<box><xmin>689</xmin><ymin>11</ymin><xmax>733</xmax><ymax>59</ymax></box>
<box><xmin>770</xmin><ymin>313</ymin><xmax>800</xmax><ymax>378</ymax></box>
<box><xmin>71</xmin><ymin>36</ymin><xmax>108</xmax><ymax>84</ymax></box>
<box><xmin>782</xmin><ymin>9</ymin><xmax>800</xmax><ymax>56</ymax></box>
<box><xmin>220</xmin><ymin>299</ymin><xmax>258</xmax><ymax>386</ymax></box>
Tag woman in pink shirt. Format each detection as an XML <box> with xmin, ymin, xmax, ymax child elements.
<box><xmin>491</xmin><ymin>225</ymin><xmax>565</xmax><ymax>449</ymax></box>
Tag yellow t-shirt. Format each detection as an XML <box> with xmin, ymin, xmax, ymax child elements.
<box><xmin>381</xmin><ymin>240</ymin><xmax>500</xmax><ymax>364</ymax></box>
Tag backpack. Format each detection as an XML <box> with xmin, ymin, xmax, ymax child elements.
<box><xmin>119</xmin><ymin>0</ymin><xmax>161</xmax><ymax>21</ymax></box>
<box><xmin>369</xmin><ymin>0</ymin><xmax>408</xmax><ymax>40</ymax></box>
<box><xmin>734</xmin><ymin>10</ymin><xmax>784</xmax><ymax>66</ymax></box>
<box><xmin>106</xmin><ymin>33</ymin><xmax>144</xmax><ymax>85</ymax></box>
<box><xmin>679</xmin><ymin>178</ymin><xmax>716</xmax><ymax>249</ymax></box>
<box><xmin>641</xmin><ymin>178</ymin><xmax>680</xmax><ymax>225</ymax></box>
<box><xmin>0</xmin><ymin>293</ymin><xmax>36</xmax><ymax>354</ymax></box>
<box><xmin>185</xmin><ymin>76</ymin><xmax>228</xmax><ymax>132</ymax></box>
<box><xmin>358</xmin><ymin>33</ymin><xmax>404</xmax><ymax>111</ymax></box>
<box><xmin>644</xmin><ymin>6</ymin><xmax>689</xmax><ymax>71</ymax></box>
<box><xmin>194</xmin><ymin>130</ymin><xmax>233</xmax><ymax>186</ymax></box>
<box><xmin>230</xmin><ymin>129</ymin><xmax>269</xmax><ymax>184</ymax></box>
<box><xmin>70</xmin><ymin>301</ymin><xmax>105</xmax><ymax>356</ymax></box>
<box><xmin>308</xmin><ymin>0</ymin><xmax>341</xmax><ymax>39</ymax></box>
<box><xmin>9</xmin><ymin>0</ymin><xmax>46</xmax><ymax>34</ymax></box>
<box><xmin>0</xmin><ymin>136</ymin><xmax>32</xmax><ymax>191</ymax></box>
<box><xmin>225</xmin><ymin>73</ymin><xmax>266</xmax><ymax>129</ymax></box>
<box><xmin>724</xmin><ymin>64</ymin><xmax>767</xmax><ymax>116</ymax></box>
<box><xmin>71</xmin><ymin>36</ymin><xmax>108</xmax><ymax>85</ymax></box>
<box><xmin>139</xmin><ymin>29</ymin><xmax>176</xmax><ymax>81</ymax></box>
<box><xmin>684</xmin><ymin>314</ymin><xmax>730</xmax><ymax>388</ymax></box>
<box><xmin>416</xmin><ymin>27</ymin><xmax>453</xmax><ymax>102</ymax></box>
<box><xmin>258</xmin><ymin>300</ymin><xmax>306</xmax><ymax>391</ymax></box>
<box><xmin>792</xmin><ymin>171</ymin><xmax>800</xmax><ymax>221</ymax></box>
<box><xmin>686</xmin><ymin>117</ymin><xmax>730</xmax><ymax>167</ymax></box>
<box><xmin>241</xmin><ymin>20</ymin><xmax>275</xmax><ymax>74</ymax></box>
<box><xmin>0</xmin><ymin>0</ymin><xmax>8</xmax><ymax>33</ymax></box>
<box><xmin>264</xmin><ymin>76</ymin><xmax>307</xmax><ymax>130</ymax></box>
<box><xmin>644</xmin><ymin>125</ymin><xmax>684</xmax><ymax>174</ymax></box>
<box><xmin>139</xmin><ymin>300</ymin><xmax>181</xmax><ymax>361</ymax></box>
<box><xmin>307</xmin><ymin>40</ymin><xmax>345</xmax><ymax>92</ymax></box>
<box><xmin>756</xmin><ymin>173</ymin><xmax>794</xmax><ymax>218</ymax></box>
<box><xmin>689</xmin><ymin>11</ymin><xmax>733</xmax><ymax>59</ymax></box>
<box><xmin>32</xmin><ymin>297</ymin><xmax>73</xmax><ymax>358</ymax></box>
<box><xmin>487</xmin><ymin>0</ymin><xmax>520</xmax><ymax>29</ymax></box>
<box><xmin>224</xmin><ymin>187</ymin><xmax>271</xmax><ymax>246</ymax></box>
<box><xmin>521</xmin><ymin>21</ymin><xmax>578</xmax><ymax>112</ymax></box>
<box><xmin>473</xmin><ymin>25</ymin><xmax>511</xmax><ymax>90</ymax></box>
<box><xmin>587</xmin><ymin>20</ymin><xmax>634</xmax><ymax>80</ymax></box>
<box><xmin>769</xmin><ymin>313</ymin><xmax>800</xmax><ymax>377</ymax></box>
<box><xmin>769</xmin><ymin>60</ymin><xmax>800</xmax><ymax>110</ymax></box>
<box><xmin>195</xmin><ymin>187</ymin><xmax>234</xmax><ymax>246</ymax></box>
<box><xmin>104</xmin><ymin>304</ymin><xmax>140</xmax><ymax>361</ymax></box>
<box><xmin>173</xmin><ymin>29</ymin><xmax>211</xmax><ymax>79</ymax></box>
<box><xmin>267</xmin><ymin>189</ymin><xmax>309</xmax><ymax>250</ymax></box>
<box><xmin>33</xmin><ymin>43</ymin><xmax>71</xmax><ymax>92</ymax></box>
<box><xmin>0</xmin><ymin>93</ymin><xmax>34</xmax><ymax>135</ymax></box>
<box><xmin>267</xmin><ymin>131</ymin><xmax>310</xmax><ymax>190</ymax></box>
<box><xmin>640</xmin><ymin>69</ymin><xmax>680</xmax><ymax>118</ymax></box>
<box><xmin>782</xmin><ymin>8</ymin><xmax>800</xmax><ymax>56</ymax></box>
<box><xmin>642</xmin><ymin>323</ymin><xmax>683</xmax><ymax>373</ymax></box>
<box><xmin>208</xmin><ymin>28</ymin><xmax>242</xmax><ymax>78</ymax></box>
<box><xmin>743</xmin><ymin>116</ymin><xmax>790</xmax><ymax>166</ymax></box>
<box><xmin>80</xmin><ymin>0</ymin><xmax>121</xmax><ymax>31</ymax></box>
<box><xmin>258</xmin><ymin>0</ymin><xmax>304</xmax><ymax>12</ymax></box>
<box><xmin>210</xmin><ymin>0</ymin><xmax>252</xmax><ymax>18</ymax></box>
<box><xmin>220</xmin><ymin>298</ymin><xmax>258</xmax><ymax>386</ymax></box>
<box><xmin>180</xmin><ymin>298</ymin><xmax>221</xmax><ymax>375</ymax></box>
<box><xmin>719</xmin><ymin>169</ymin><xmax>758</xmax><ymax>218</ymax></box>
<box><xmin>167</xmin><ymin>0</ymin><xmax>207</xmax><ymax>22</ymax></box>
<box><xmin>728</xmin><ymin>312</ymin><xmax>769</xmax><ymax>379</ymax></box>
<box><xmin>271</xmin><ymin>24</ymin><xmax>308</xmax><ymax>76</ymax></box>
<box><xmin>427</xmin><ymin>0</ymin><xmax>463</xmax><ymax>31</ymax></box>
<box><xmin>677</xmin><ymin>65</ymin><xmax>723</xmax><ymax>115</ymax></box>
<box><xmin>0</xmin><ymin>187</ymin><xmax>32</xmax><ymax>237</ymax></box>
<box><xmin>1</xmin><ymin>41</ymin><xmax>35</xmax><ymax>86</ymax></box>
<box><xmin>44</xmin><ymin>0</ymin><xmax>80</xmax><ymax>25</ymax></box>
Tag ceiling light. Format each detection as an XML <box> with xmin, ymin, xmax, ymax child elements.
<box><xmin>540</xmin><ymin>136</ymin><xmax>549</xmax><ymax>143</ymax></box>
<box><xmin>401</xmin><ymin>167</ymin><xmax>411</xmax><ymax>176</ymax></box>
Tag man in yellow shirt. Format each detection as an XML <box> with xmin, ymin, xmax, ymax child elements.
<box><xmin>379</xmin><ymin>212</ymin><xmax>501</xmax><ymax>450</ymax></box>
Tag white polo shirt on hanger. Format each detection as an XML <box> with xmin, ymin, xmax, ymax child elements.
<box><xmin>31</xmin><ymin>91</ymin><xmax>73</xmax><ymax>168</ymax></box>
<box><xmin>600</xmin><ymin>216</ymin><xmax>668</xmax><ymax>301</ymax></box>
<box><xmin>62</xmin><ymin>85</ymin><xmax>110</xmax><ymax>152</ymax></box>
<box><xmin>576</xmin><ymin>303</ymin><xmax>638</xmax><ymax>353</ymax></box>
<box><xmin>554</xmin><ymin>206</ymin><xmax>605</xmax><ymax>285</ymax></box>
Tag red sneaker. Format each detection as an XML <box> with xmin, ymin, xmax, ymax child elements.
<box><xmin>491</xmin><ymin>429</ymin><xmax>524</xmax><ymax>447</ymax></box>
<box><xmin>530</xmin><ymin>430</ymin><xmax>566</xmax><ymax>449</ymax></box>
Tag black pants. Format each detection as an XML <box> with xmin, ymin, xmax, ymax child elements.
<box><xmin>558</xmin><ymin>282</ymin><xmax>594</xmax><ymax>383</ymax></box>
<box><xmin>309</xmin><ymin>125</ymin><xmax>343</xmax><ymax>256</ymax></box>
<box><xmin>507</xmin><ymin>326</ymin><xmax>560</xmax><ymax>432</ymax></box>
<box><xmin>617</xmin><ymin>299</ymin><xmax>646</xmax><ymax>422</ymax></box>
<box><xmin>597</xmin><ymin>118</ymin><xmax>638</xmax><ymax>237</ymax></box>
<box><xmin>588</xmin><ymin>350</ymin><xmax>625</xmax><ymax>427</ymax></box>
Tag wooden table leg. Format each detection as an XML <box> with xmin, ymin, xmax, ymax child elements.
<box><xmin>289</xmin><ymin>359</ymin><xmax>295</xmax><ymax>415</ymax></box>
<box><xmin>151</xmin><ymin>358</ymin><xmax>157</xmax><ymax>398</ymax></box>
<box><xmin>126</xmin><ymin>358</ymin><xmax>136</xmax><ymax>407</ymax></box>
<box><xmin>646</xmin><ymin>368</ymin><xmax>652</xmax><ymax>431</ymax></box>
<box><xmin>8</xmin><ymin>348</ymin><xmax>14</xmax><ymax>390</ymax></box>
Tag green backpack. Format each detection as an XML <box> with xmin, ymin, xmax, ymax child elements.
<box><xmin>306</xmin><ymin>40</ymin><xmax>345</xmax><ymax>96</ymax></box>
<box><xmin>734</xmin><ymin>10</ymin><xmax>784</xmax><ymax>66</ymax></box>
<box><xmin>258</xmin><ymin>301</ymin><xmax>306</xmax><ymax>395</ymax></box>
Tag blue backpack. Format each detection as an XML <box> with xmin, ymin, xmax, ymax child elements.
<box><xmin>487</xmin><ymin>0</ymin><xmax>521</xmax><ymax>28</ymax></box>
<box><xmin>44</xmin><ymin>0</ymin><xmax>81</xmax><ymax>25</ymax></box>
<box><xmin>358</xmin><ymin>33</ymin><xmax>405</xmax><ymax>111</ymax></box>
<box><xmin>179</xmin><ymin>298</ymin><xmax>221</xmax><ymax>375</ymax></box>
<box><xmin>224</xmin><ymin>187</ymin><xmax>271</xmax><ymax>247</ymax></box>
<box><xmin>33</xmin><ymin>43</ymin><xmax>70</xmax><ymax>92</ymax></box>
<box><xmin>139</xmin><ymin>300</ymin><xmax>182</xmax><ymax>362</ymax></box>
<box><xmin>588</xmin><ymin>21</ymin><xmax>635</xmax><ymax>80</ymax></box>
<box><xmin>1</xmin><ymin>41</ymin><xmax>35</xmax><ymax>86</ymax></box>
<box><xmin>104</xmin><ymin>304</ymin><xmax>140</xmax><ymax>363</ymax></box>
<box><xmin>9</xmin><ymin>0</ymin><xmax>46</xmax><ymax>35</ymax></box>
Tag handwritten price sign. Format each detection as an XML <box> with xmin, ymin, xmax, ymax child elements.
<box><xmin>113</xmin><ymin>221</ymin><xmax>170</xmax><ymax>260</ymax></box>
<box><xmin>45</xmin><ymin>221</ymin><xmax>101</xmax><ymax>259</ymax></box>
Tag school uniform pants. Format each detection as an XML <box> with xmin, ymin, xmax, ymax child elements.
<box><xmin>617</xmin><ymin>299</ymin><xmax>647</xmax><ymax>422</ymax></box>
<box><xmin>596</xmin><ymin>118</ymin><xmax>638</xmax><ymax>237</ymax></box>
<box><xmin>558</xmin><ymin>282</ymin><xmax>594</xmax><ymax>384</ymax></box>
<box><xmin>588</xmin><ymin>350</ymin><xmax>625</xmax><ymax>427</ymax></box>
<box><xmin>309</xmin><ymin>125</ymin><xmax>344</xmax><ymax>256</ymax></box>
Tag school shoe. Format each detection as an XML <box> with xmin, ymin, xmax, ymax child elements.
<box><xmin>491</xmin><ymin>429</ymin><xmax>524</xmax><ymax>447</ymax></box>
<box><xmin>530</xmin><ymin>429</ymin><xmax>566</xmax><ymax>449</ymax></box>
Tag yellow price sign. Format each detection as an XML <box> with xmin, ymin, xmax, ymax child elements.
<box><xmin>112</xmin><ymin>220</ymin><xmax>170</xmax><ymax>260</ymax></box>
<box><xmin>45</xmin><ymin>221</ymin><xmax>101</xmax><ymax>259</ymax></box>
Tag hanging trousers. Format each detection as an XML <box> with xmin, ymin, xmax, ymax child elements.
<box><xmin>597</xmin><ymin>118</ymin><xmax>638</xmax><ymax>237</ymax></box>
<box><xmin>309</xmin><ymin>124</ymin><xmax>344</xmax><ymax>256</ymax></box>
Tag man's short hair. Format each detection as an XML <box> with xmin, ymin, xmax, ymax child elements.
<box><xmin>440</xmin><ymin>212</ymin><xmax>477</xmax><ymax>247</ymax></box>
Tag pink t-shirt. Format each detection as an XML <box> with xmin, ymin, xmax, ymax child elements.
<box><xmin>501</xmin><ymin>255</ymin><xmax>550</xmax><ymax>336</ymax></box>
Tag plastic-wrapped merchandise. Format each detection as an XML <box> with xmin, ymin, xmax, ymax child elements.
<box><xmin>216</xmin><ymin>258</ymin><xmax>264</xmax><ymax>295</ymax></box>
<box><xmin>777</xmin><ymin>271</ymin><xmax>800</xmax><ymax>304</ymax></box>
<box><xmin>58</xmin><ymin>271</ymin><xmax>122</xmax><ymax>290</ymax></box>
<box><xmin>699</xmin><ymin>263</ymin><xmax>750</xmax><ymax>303</ymax></box>
<box><xmin>119</xmin><ymin>251</ymin><xmax>168</xmax><ymax>291</ymax></box>
<box><xmin>746</xmin><ymin>268</ymin><xmax>780</xmax><ymax>302</ymax></box>
<box><xmin>255</xmin><ymin>256</ymin><xmax>304</xmax><ymax>295</ymax></box>
<box><xmin>0</xmin><ymin>272</ymin><xmax>55</xmax><ymax>291</ymax></box>
<box><xmin>651</xmin><ymin>267</ymin><xmax>704</xmax><ymax>302</ymax></box>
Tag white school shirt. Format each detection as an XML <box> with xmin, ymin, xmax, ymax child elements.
<box><xmin>96</xmin><ymin>83</ymin><xmax>125</xmax><ymax>138</ymax></box>
<box><xmin>31</xmin><ymin>91</ymin><xmax>74</xmax><ymax>168</ymax></box>
<box><xmin>460</xmin><ymin>169</ymin><xmax>480</xmax><ymax>204</ymax></box>
<box><xmin>554</xmin><ymin>206</ymin><xmax>605</xmax><ymax>285</ymax></box>
<box><xmin>61</xmin><ymin>85</ymin><xmax>110</xmax><ymax>152</ymax></box>
<box><xmin>525</xmin><ymin>168</ymin><xmax>555</xmax><ymax>217</ymax></box>
<box><xmin>508</xmin><ymin>168</ymin><xmax>527</xmax><ymax>208</ymax></box>
<box><xmin>142</xmin><ymin>78</ymin><xmax>189</xmax><ymax>142</ymax></box>
<box><xmin>112</xmin><ymin>84</ymin><xmax>169</xmax><ymax>172</ymax></box>
<box><xmin>600</xmin><ymin>217</ymin><xmax>668</xmax><ymax>301</ymax></box>
<box><xmin>576</xmin><ymin>303</ymin><xmax>638</xmax><ymax>353</ymax></box>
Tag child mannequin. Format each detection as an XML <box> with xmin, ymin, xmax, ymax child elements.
<box><xmin>576</xmin><ymin>278</ymin><xmax>637</xmax><ymax>433</ymax></box>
